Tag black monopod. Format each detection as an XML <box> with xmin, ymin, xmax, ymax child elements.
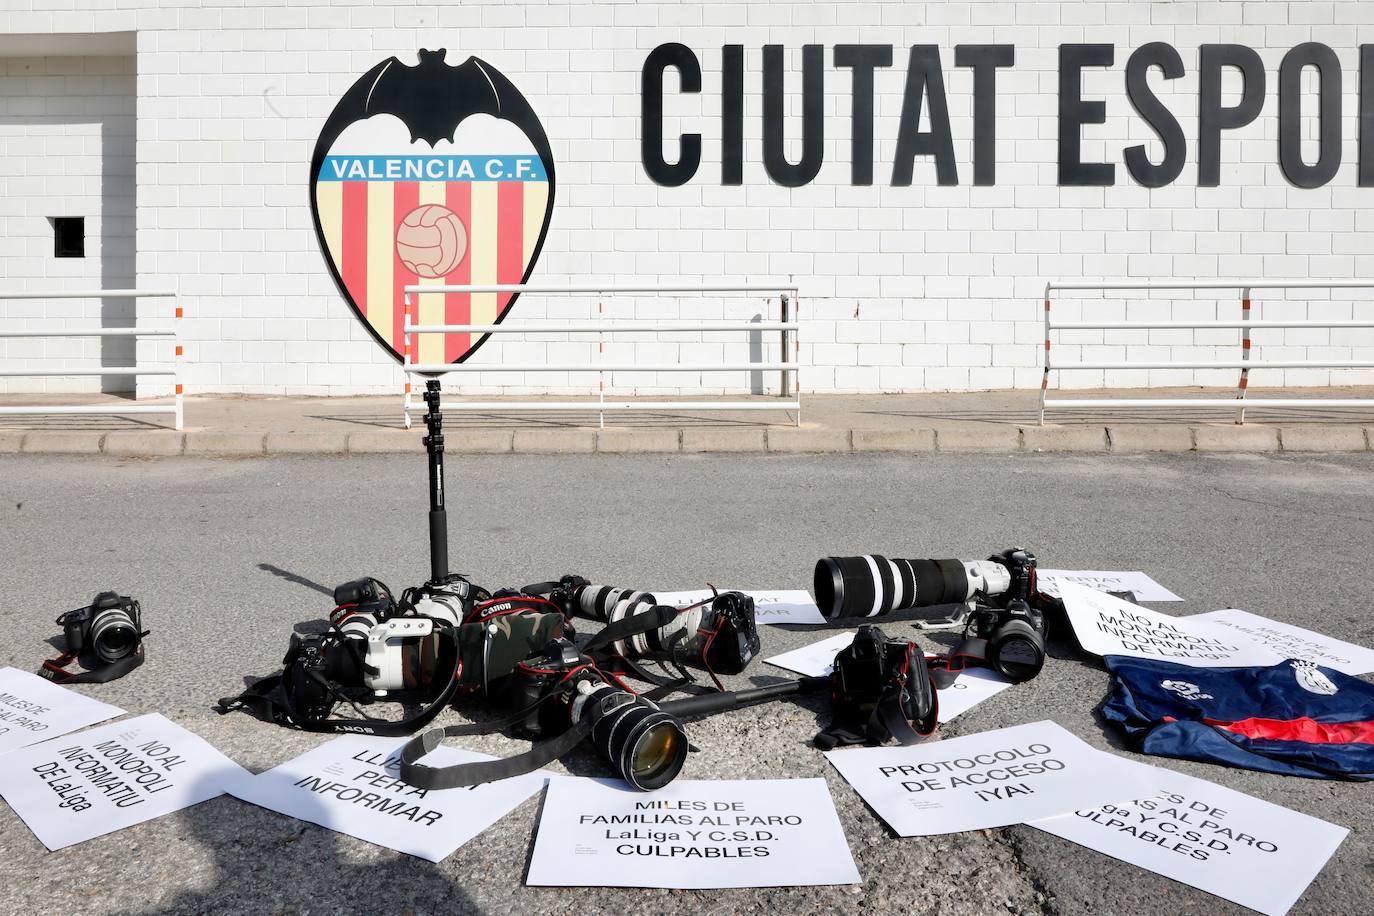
<box><xmin>656</xmin><ymin>676</ymin><xmax>829</xmax><ymax>718</ymax></box>
<box><xmin>422</xmin><ymin>379</ymin><xmax>448</xmax><ymax>583</ymax></box>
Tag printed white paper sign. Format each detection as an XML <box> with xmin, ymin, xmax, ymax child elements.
<box><xmin>653</xmin><ymin>589</ymin><xmax>826</xmax><ymax>626</ymax></box>
<box><xmin>825</xmin><ymin>720</ymin><xmax>1150</xmax><ymax>836</ymax></box>
<box><xmin>0</xmin><ymin>667</ymin><xmax>125</xmax><ymax>756</ymax></box>
<box><xmin>229</xmin><ymin>734</ymin><xmax>547</xmax><ymax>862</ymax></box>
<box><xmin>765</xmin><ymin>635</ymin><xmax>1011</xmax><ymax>724</ymax></box>
<box><xmin>0</xmin><ymin>713</ymin><xmax>249</xmax><ymax>850</ymax></box>
<box><xmin>527</xmin><ymin>776</ymin><xmax>861</xmax><ymax>888</ymax></box>
<box><xmin>764</xmin><ymin>632</ymin><xmax>855</xmax><ymax>676</ymax></box>
<box><xmin>1189</xmin><ymin>609</ymin><xmax>1374</xmax><ymax>676</ymax></box>
<box><xmin>1060</xmin><ymin>582</ymin><xmax>1281</xmax><ymax>668</ymax></box>
<box><xmin>935</xmin><ymin>668</ymin><xmax>1014</xmax><ymax>724</ymax></box>
<box><xmin>1031</xmin><ymin>755</ymin><xmax>1348</xmax><ymax>916</ymax></box>
<box><xmin>1038</xmin><ymin>570</ymin><xmax>1182</xmax><ymax>602</ymax></box>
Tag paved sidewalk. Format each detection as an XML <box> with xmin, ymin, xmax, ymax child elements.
<box><xmin>1</xmin><ymin>387</ymin><xmax>1372</xmax><ymax>455</ymax></box>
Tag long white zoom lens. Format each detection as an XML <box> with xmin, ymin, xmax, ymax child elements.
<box><xmin>963</xmin><ymin>561</ymin><xmax>1012</xmax><ymax>600</ymax></box>
<box><xmin>600</xmin><ymin>592</ymin><xmax>656</xmax><ymax>656</ymax></box>
<box><xmin>604</xmin><ymin>597</ymin><xmax>634</xmax><ymax>657</ymax></box>
<box><xmin>579</xmin><ymin>585</ymin><xmax>628</xmax><ymax>622</ymax></box>
<box><xmin>617</xmin><ymin>594</ymin><xmax>658</xmax><ymax>656</ymax></box>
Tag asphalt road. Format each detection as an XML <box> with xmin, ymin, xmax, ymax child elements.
<box><xmin>1</xmin><ymin>452</ymin><xmax>1371</xmax><ymax>916</ymax></box>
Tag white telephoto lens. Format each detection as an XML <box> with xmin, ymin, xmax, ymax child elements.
<box><xmin>412</xmin><ymin>593</ymin><xmax>463</xmax><ymax>628</ymax></box>
<box><xmin>646</xmin><ymin>603</ymin><xmax>699</xmax><ymax>655</ymax></box>
<box><xmin>364</xmin><ymin>618</ymin><xmax>435</xmax><ymax>693</ymax></box>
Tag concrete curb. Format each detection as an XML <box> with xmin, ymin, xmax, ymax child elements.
<box><xmin>1</xmin><ymin>424</ymin><xmax>1372</xmax><ymax>457</ymax></box>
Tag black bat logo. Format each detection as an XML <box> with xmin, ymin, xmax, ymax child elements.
<box><xmin>309</xmin><ymin>49</ymin><xmax>556</xmax><ymax>365</ymax></box>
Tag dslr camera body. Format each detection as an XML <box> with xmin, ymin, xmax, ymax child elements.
<box><xmin>58</xmin><ymin>592</ymin><xmax>144</xmax><ymax>664</ymax></box>
<box><xmin>953</xmin><ymin>597</ymin><xmax>1047</xmax><ymax>683</ymax></box>
<box><xmin>40</xmin><ymin>591</ymin><xmax>148</xmax><ymax>685</ymax></box>
<box><xmin>819</xmin><ymin>624</ymin><xmax>938</xmax><ymax>749</ymax></box>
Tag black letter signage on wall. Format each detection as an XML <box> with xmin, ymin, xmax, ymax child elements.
<box><xmin>762</xmin><ymin>44</ymin><xmax>825</xmax><ymax>187</ymax></box>
<box><xmin>834</xmin><ymin>44</ymin><xmax>893</xmax><ymax>186</ymax></box>
<box><xmin>1124</xmin><ymin>42</ymin><xmax>1186</xmax><ymax>188</ymax></box>
<box><xmin>1058</xmin><ymin>44</ymin><xmax>1116</xmax><ymax>186</ymax></box>
<box><xmin>1278</xmin><ymin>43</ymin><xmax>1342</xmax><ymax>189</ymax></box>
<box><xmin>1198</xmin><ymin>44</ymin><xmax>1266</xmax><ymax>187</ymax></box>
<box><xmin>892</xmin><ymin>46</ymin><xmax>958</xmax><ymax>186</ymax></box>
<box><xmin>642</xmin><ymin>43</ymin><xmax>702</xmax><ymax>187</ymax></box>
<box><xmin>956</xmin><ymin>44</ymin><xmax>1014</xmax><ymax>186</ymax></box>
<box><xmin>637</xmin><ymin>41</ymin><xmax>1374</xmax><ymax>191</ymax></box>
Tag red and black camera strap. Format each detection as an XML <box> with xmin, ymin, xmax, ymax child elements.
<box><xmin>38</xmin><ymin>644</ymin><xmax>146</xmax><ymax>685</ymax></box>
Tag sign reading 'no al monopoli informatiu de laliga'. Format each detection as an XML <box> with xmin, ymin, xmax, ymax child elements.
<box><xmin>310</xmin><ymin>49</ymin><xmax>555</xmax><ymax>366</ymax></box>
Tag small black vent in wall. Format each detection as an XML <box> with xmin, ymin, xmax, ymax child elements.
<box><xmin>52</xmin><ymin>217</ymin><xmax>85</xmax><ymax>258</ymax></box>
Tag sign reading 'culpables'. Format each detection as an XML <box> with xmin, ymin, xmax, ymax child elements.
<box><xmin>309</xmin><ymin>50</ymin><xmax>556</xmax><ymax>365</ymax></box>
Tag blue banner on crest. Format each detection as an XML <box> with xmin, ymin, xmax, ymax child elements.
<box><xmin>320</xmin><ymin>155</ymin><xmax>547</xmax><ymax>182</ymax></box>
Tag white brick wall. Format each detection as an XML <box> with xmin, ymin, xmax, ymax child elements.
<box><xmin>0</xmin><ymin>53</ymin><xmax>137</xmax><ymax>393</ymax></box>
<box><xmin>0</xmin><ymin>1</ymin><xmax>1372</xmax><ymax>396</ymax></box>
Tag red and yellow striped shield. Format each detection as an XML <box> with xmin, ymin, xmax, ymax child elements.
<box><xmin>315</xmin><ymin>166</ymin><xmax>550</xmax><ymax>363</ymax></box>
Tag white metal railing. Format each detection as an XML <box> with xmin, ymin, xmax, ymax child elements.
<box><xmin>0</xmin><ymin>289</ymin><xmax>183</xmax><ymax>430</ymax></box>
<box><xmin>400</xmin><ymin>283</ymin><xmax>801</xmax><ymax>428</ymax></box>
<box><xmin>1039</xmin><ymin>280</ymin><xmax>1374</xmax><ymax>425</ymax></box>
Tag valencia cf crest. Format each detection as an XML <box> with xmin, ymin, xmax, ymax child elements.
<box><xmin>309</xmin><ymin>49</ymin><xmax>556</xmax><ymax>365</ymax></box>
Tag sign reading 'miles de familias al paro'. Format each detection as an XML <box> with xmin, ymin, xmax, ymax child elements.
<box><xmin>527</xmin><ymin>776</ymin><xmax>860</xmax><ymax>888</ymax></box>
<box><xmin>0</xmin><ymin>667</ymin><xmax>124</xmax><ymax>756</ymax></box>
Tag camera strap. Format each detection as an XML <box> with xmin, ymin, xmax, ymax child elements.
<box><xmin>398</xmin><ymin>681</ymin><xmax>684</xmax><ymax>790</ymax></box>
<box><xmin>215</xmin><ymin>627</ymin><xmax>462</xmax><ymax>737</ymax></box>
<box><xmin>38</xmin><ymin>643</ymin><xmax>146</xmax><ymax>685</ymax></box>
<box><xmin>580</xmin><ymin>603</ymin><xmax>715</xmax><ymax>692</ymax></box>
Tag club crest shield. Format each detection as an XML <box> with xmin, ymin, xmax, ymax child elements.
<box><xmin>309</xmin><ymin>49</ymin><xmax>555</xmax><ymax>365</ymax></box>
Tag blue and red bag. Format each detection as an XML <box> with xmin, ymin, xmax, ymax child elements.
<box><xmin>1103</xmin><ymin>656</ymin><xmax>1374</xmax><ymax>780</ymax></box>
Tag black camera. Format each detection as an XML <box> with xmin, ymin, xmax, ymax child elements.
<box><xmin>506</xmin><ymin>638</ymin><xmax>689</xmax><ymax>790</ymax></box>
<box><xmin>948</xmin><ymin>599</ymin><xmax>1047</xmax><ymax>683</ymax></box>
<box><xmin>278</xmin><ymin>631</ymin><xmax>367</xmax><ymax>725</ymax></box>
<box><xmin>817</xmin><ymin>625</ymin><xmax>938</xmax><ymax>749</ymax></box>
<box><xmin>59</xmin><ymin>592</ymin><xmax>143</xmax><ymax>663</ymax></box>
<box><xmin>40</xmin><ymin>592</ymin><xmax>148</xmax><ymax>685</ymax></box>
<box><xmin>333</xmin><ymin>577</ymin><xmax>393</xmax><ymax>608</ymax></box>
<box><xmin>692</xmin><ymin>591</ymin><xmax>761</xmax><ymax>676</ymax></box>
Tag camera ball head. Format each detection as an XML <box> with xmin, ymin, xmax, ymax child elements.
<box><xmin>421</xmin><ymin>379</ymin><xmax>449</xmax><ymax>583</ymax></box>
